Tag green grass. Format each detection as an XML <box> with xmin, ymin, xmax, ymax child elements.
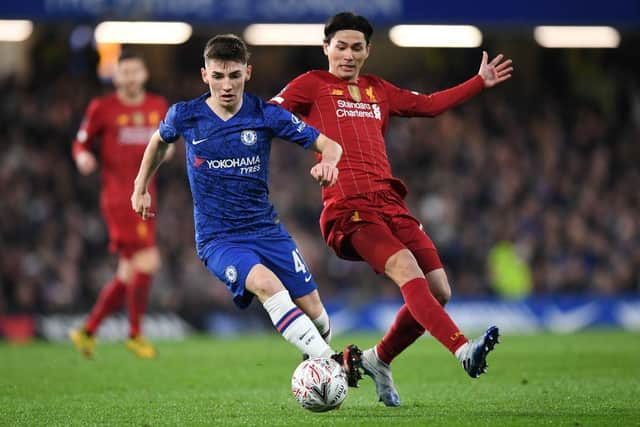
<box><xmin>1</xmin><ymin>331</ymin><xmax>639</xmax><ymax>426</ymax></box>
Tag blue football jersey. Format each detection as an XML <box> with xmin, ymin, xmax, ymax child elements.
<box><xmin>159</xmin><ymin>92</ymin><xmax>320</xmax><ymax>258</ymax></box>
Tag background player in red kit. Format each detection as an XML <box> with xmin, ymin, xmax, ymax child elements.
<box><xmin>69</xmin><ymin>51</ymin><xmax>171</xmax><ymax>359</ymax></box>
<box><xmin>271</xmin><ymin>12</ymin><xmax>513</xmax><ymax>405</ymax></box>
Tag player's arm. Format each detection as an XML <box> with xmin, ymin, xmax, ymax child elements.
<box><xmin>309</xmin><ymin>134</ymin><xmax>342</xmax><ymax>187</ymax></box>
<box><xmin>387</xmin><ymin>52</ymin><xmax>512</xmax><ymax>117</ymax></box>
<box><xmin>157</xmin><ymin>98</ymin><xmax>177</xmax><ymax>163</ymax></box>
<box><xmin>162</xmin><ymin>143</ymin><xmax>176</xmax><ymax>162</ymax></box>
<box><xmin>72</xmin><ymin>99</ymin><xmax>103</xmax><ymax>175</ymax></box>
<box><xmin>131</xmin><ymin>130</ymin><xmax>169</xmax><ymax>220</ymax></box>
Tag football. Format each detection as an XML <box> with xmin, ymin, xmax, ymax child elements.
<box><xmin>291</xmin><ymin>357</ymin><xmax>348</xmax><ymax>412</ymax></box>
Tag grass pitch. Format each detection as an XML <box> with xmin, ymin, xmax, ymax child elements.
<box><xmin>1</xmin><ymin>330</ymin><xmax>639</xmax><ymax>426</ymax></box>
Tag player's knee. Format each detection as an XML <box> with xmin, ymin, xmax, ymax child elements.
<box><xmin>246</xmin><ymin>266</ymin><xmax>285</xmax><ymax>302</ymax></box>
<box><xmin>426</xmin><ymin>269</ymin><xmax>451</xmax><ymax>306</ymax></box>
<box><xmin>132</xmin><ymin>247</ymin><xmax>161</xmax><ymax>273</ymax></box>
<box><xmin>434</xmin><ymin>285</ymin><xmax>451</xmax><ymax>306</ymax></box>
<box><xmin>384</xmin><ymin>249</ymin><xmax>424</xmax><ymax>285</ymax></box>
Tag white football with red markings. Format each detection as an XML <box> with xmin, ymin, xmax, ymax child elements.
<box><xmin>291</xmin><ymin>357</ymin><xmax>348</xmax><ymax>412</ymax></box>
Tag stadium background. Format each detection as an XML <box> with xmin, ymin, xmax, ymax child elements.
<box><xmin>1</xmin><ymin>0</ymin><xmax>639</xmax><ymax>342</ymax></box>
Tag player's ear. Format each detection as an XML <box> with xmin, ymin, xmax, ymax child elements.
<box><xmin>322</xmin><ymin>43</ymin><xmax>329</xmax><ymax>57</ymax></box>
<box><xmin>200</xmin><ymin>67</ymin><xmax>208</xmax><ymax>84</ymax></box>
<box><xmin>245</xmin><ymin>64</ymin><xmax>252</xmax><ymax>82</ymax></box>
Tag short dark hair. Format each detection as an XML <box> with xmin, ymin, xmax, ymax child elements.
<box><xmin>324</xmin><ymin>12</ymin><xmax>373</xmax><ymax>44</ymax></box>
<box><xmin>118</xmin><ymin>49</ymin><xmax>145</xmax><ymax>64</ymax></box>
<box><xmin>203</xmin><ymin>34</ymin><xmax>250</xmax><ymax>64</ymax></box>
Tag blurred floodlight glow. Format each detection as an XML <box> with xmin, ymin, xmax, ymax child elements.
<box><xmin>389</xmin><ymin>25</ymin><xmax>482</xmax><ymax>47</ymax></box>
<box><xmin>94</xmin><ymin>21</ymin><xmax>192</xmax><ymax>44</ymax></box>
<box><xmin>0</xmin><ymin>20</ymin><xmax>33</xmax><ymax>42</ymax></box>
<box><xmin>244</xmin><ymin>24</ymin><xmax>324</xmax><ymax>46</ymax></box>
<box><xmin>534</xmin><ymin>26</ymin><xmax>620</xmax><ymax>48</ymax></box>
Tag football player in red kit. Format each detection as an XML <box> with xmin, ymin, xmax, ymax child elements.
<box><xmin>271</xmin><ymin>12</ymin><xmax>513</xmax><ymax>405</ymax></box>
<box><xmin>69</xmin><ymin>51</ymin><xmax>171</xmax><ymax>359</ymax></box>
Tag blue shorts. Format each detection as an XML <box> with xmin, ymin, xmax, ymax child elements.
<box><xmin>202</xmin><ymin>230</ymin><xmax>318</xmax><ymax>309</ymax></box>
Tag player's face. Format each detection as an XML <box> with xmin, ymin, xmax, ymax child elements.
<box><xmin>201</xmin><ymin>60</ymin><xmax>252</xmax><ymax>111</ymax></box>
<box><xmin>323</xmin><ymin>30</ymin><xmax>370</xmax><ymax>82</ymax></box>
<box><xmin>114</xmin><ymin>58</ymin><xmax>148</xmax><ymax>96</ymax></box>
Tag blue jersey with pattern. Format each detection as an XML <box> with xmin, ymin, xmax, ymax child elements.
<box><xmin>159</xmin><ymin>92</ymin><xmax>320</xmax><ymax>258</ymax></box>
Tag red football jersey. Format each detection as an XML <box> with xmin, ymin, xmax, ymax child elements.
<box><xmin>271</xmin><ymin>70</ymin><xmax>484</xmax><ymax>204</ymax></box>
<box><xmin>72</xmin><ymin>93</ymin><xmax>168</xmax><ymax>211</ymax></box>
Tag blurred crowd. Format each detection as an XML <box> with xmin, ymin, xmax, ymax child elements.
<box><xmin>1</xmin><ymin>32</ymin><xmax>639</xmax><ymax>322</ymax></box>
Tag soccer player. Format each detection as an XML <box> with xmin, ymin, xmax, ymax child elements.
<box><xmin>271</xmin><ymin>12</ymin><xmax>513</xmax><ymax>406</ymax></box>
<box><xmin>131</xmin><ymin>34</ymin><xmax>362</xmax><ymax>385</ymax></box>
<box><xmin>69</xmin><ymin>51</ymin><xmax>171</xmax><ymax>359</ymax></box>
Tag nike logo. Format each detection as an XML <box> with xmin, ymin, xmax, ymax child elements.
<box><xmin>545</xmin><ymin>303</ymin><xmax>599</xmax><ymax>333</ymax></box>
<box><xmin>300</xmin><ymin>328</ymin><xmax>311</xmax><ymax>340</ymax></box>
<box><xmin>304</xmin><ymin>274</ymin><xmax>312</xmax><ymax>283</ymax></box>
<box><xmin>192</xmin><ymin>137</ymin><xmax>208</xmax><ymax>145</ymax></box>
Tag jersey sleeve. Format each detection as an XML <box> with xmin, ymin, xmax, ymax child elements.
<box><xmin>383</xmin><ymin>75</ymin><xmax>485</xmax><ymax>117</ymax></box>
<box><xmin>264</xmin><ymin>103</ymin><xmax>320</xmax><ymax>149</ymax></box>
<box><xmin>158</xmin><ymin>103</ymin><xmax>182</xmax><ymax>143</ymax></box>
<box><xmin>72</xmin><ymin>98</ymin><xmax>103</xmax><ymax>159</ymax></box>
<box><xmin>268</xmin><ymin>73</ymin><xmax>316</xmax><ymax>116</ymax></box>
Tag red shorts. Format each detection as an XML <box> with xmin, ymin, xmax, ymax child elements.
<box><xmin>102</xmin><ymin>204</ymin><xmax>156</xmax><ymax>259</ymax></box>
<box><xmin>320</xmin><ymin>190</ymin><xmax>443</xmax><ymax>274</ymax></box>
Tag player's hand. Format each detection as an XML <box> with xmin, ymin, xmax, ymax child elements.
<box><xmin>478</xmin><ymin>51</ymin><xmax>513</xmax><ymax>88</ymax></box>
<box><xmin>131</xmin><ymin>190</ymin><xmax>155</xmax><ymax>220</ymax></box>
<box><xmin>310</xmin><ymin>162</ymin><xmax>339</xmax><ymax>187</ymax></box>
<box><xmin>75</xmin><ymin>151</ymin><xmax>97</xmax><ymax>175</ymax></box>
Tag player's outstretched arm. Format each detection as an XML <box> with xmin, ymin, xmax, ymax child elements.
<box><xmin>478</xmin><ymin>51</ymin><xmax>513</xmax><ymax>88</ymax></box>
<box><xmin>310</xmin><ymin>134</ymin><xmax>343</xmax><ymax>187</ymax></box>
<box><xmin>132</xmin><ymin>130</ymin><xmax>169</xmax><ymax>220</ymax></box>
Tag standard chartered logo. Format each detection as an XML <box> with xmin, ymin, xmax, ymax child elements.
<box><xmin>335</xmin><ymin>99</ymin><xmax>381</xmax><ymax>120</ymax></box>
<box><xmin>205</xmin><ymin>155</ymin><xmax>261</xmax><ymax>174</ymax></box>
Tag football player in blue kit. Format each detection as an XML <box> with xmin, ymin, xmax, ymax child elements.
<box><xmin>131</xmin><ymin>34</ymin><xmax>362</xmax><ymax>386</ymax></box>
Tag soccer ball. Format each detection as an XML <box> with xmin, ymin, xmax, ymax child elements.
<box><xmin>291</xmin><ymin>357</ymin><xmax>348</xmax><ymax>412</ymax></box>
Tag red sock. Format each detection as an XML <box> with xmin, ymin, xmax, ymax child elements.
<box><xmin>376</xmin><ymin>304</ymin><xmax>425</xmax><ymax>365</ymax></box>
<box><xmin>399</xmin><ymin>278</ymin><xmax>468</xmax><ymax>354</ymax></box>
<box><xmin>85</xmin><ymin>278</ymin><xmax>126</xmax><ymax>335</ymax></box>
<box><xmin>127</xmin><ymin>272</ymin><xmax>152</xmax><ymax>337</ymax></box>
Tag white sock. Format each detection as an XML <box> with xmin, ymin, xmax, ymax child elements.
<box><xmin>455</xmin><ymin>342</ymin><xmax>470</xmax><ymax>361</ymax></box>
<box><xmin>312</xmin><ymin>308</ymin><xmax>332</xmax><ymax>344</ymax></box>
<box><xmin>263</xmin><ymin>290</ymin><xmax>333</xmax><ymax>358</ymax></box>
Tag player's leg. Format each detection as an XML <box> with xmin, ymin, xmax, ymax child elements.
<box><xmin>124</xmin><ymin>245</ymin><xmax>160</xmax><ymax>358</ymax></box>
<box><xmin>388</xmin><ymin>249</ymin><xmax>500</xmax><ymax>379</ymax></box>
<box><xmin>259</xmin><ymin>234</ymin><xmax>363</xmax><ymax>387</ymax></box>
<box><xmin>246</xmin><ymin>264</ymin><xmax>337</xmax><ymax>358</ymax></box>
<box><xmin>294</xmin><ymin>290</ymin><xmax>332</xmax><ymax>344</ymax></box>
<box><xmin>352</xmin><ymin>223</ymin><xmax>499</xmax><ymax>378</ymax></box>
<box><xmin>203</xmin><ymin>241</ymin><xmax>335</xmax><ymax>359</ymax></box>
<box><xmin>372</xmin><ymin>222</ymin><xmax>451</xmax><ymax>367</ymax></box>
<box><xmin>69</xmin><ymin>256</ymin><xmax>130</xmax><ymax>358</ymax></box>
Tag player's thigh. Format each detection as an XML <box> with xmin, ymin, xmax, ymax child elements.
<box><xmin>391</xmin><ymin>216</ymin><xmax>443</xmax><ymax>272</ymax></box>
<box><xmin>258</xmin><ymin>235</ymin><xmax>318</xmax><ymax>302</ymax></box>
<box><xmin>392</xmin><ymin>216</ymin><xmax>450</xmax><ymax>302</ymax></box>
<box><xmin>349</xmin><ymin>222</ymin><xmax>408</xmax><ymax>274</ymax></box>
<box><xmin>245</xmin><ymin>264</ymin><xmax>287</xmax><ymax>303</ymax></box>
<box><xmin>130</xmin><ymin>246</ymin><xmax>161</xmax><ymax>274</ymax></box>
<box><xmin>294</xmin><ymin>290</ymin><xmax>324</xmax><ymax>320</ymax></box>
<box><xmin>116</xmin><ymin>257</ymin><xmax>134</xmax><ymax>283</ymax></box>
<box><xmin>204</xmin><ymin>244</ymin><xmax>265</xmax><ymax>309</ymax></box>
